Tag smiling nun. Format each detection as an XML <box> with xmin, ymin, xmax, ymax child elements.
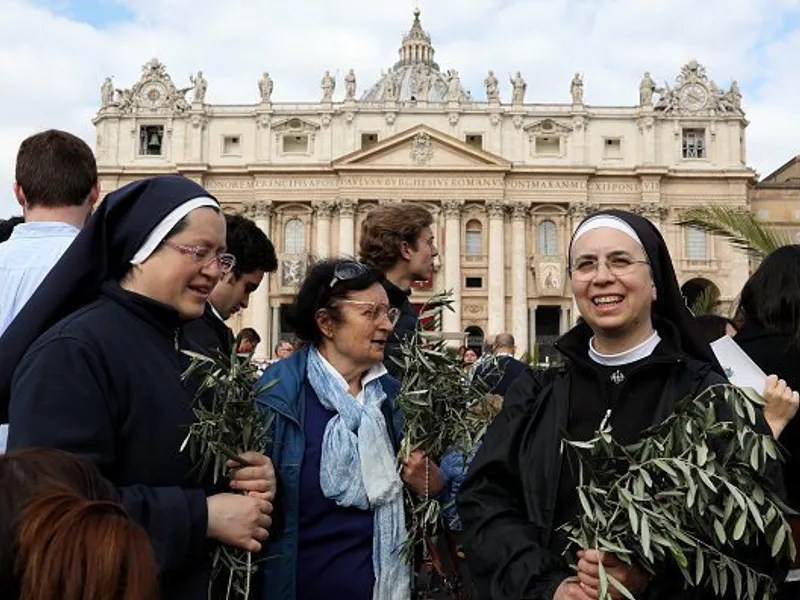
<box><xmin>456</xmin><ymin>209</ymin><xmax>785</xmax><ymax>600</ymax></box>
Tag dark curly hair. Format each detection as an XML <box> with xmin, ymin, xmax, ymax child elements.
<box><xmin>0</xmin><ymin>216</ymin><xmax>24</xmax><ymax>243</ymax></box>
<box><xmin>359</xmin><ymin>204</ymin><xmax>433</xmax><ymax>271</ymax></box>
<box><xmin>735</xmin><ymin>245</ymin><xmax>800</xmax><ymax>337</ymax></box>
<box><xmin>226</xmin><ymin>213</ymin><xmax>278</xmax><ymax>277</ymax></box>
<box><xmin>289</xmin><ymin>259</ymin><xmax>385</xmax><ymax>345</ymax></box>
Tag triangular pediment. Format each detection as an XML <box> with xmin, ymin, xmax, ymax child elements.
<box><xmin>523</xmin><ymin>118</ymin><xmax>572</xmax><ymax>136</ymax></box>
<box><xmin>333</xmin><ymin>125</ymin><xmax>510</xmax><ymax>170</ymax></box>
<box><xmin>271</xmin><ymin>117</ymin><xmax>321</xmax><ymax>132</ymax></box>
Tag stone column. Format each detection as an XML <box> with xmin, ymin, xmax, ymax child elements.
<box><xmin>244</xmin><ymin>201</ymin><xmax>272</xmax><ymax>361</ymax></box>
<box><xmin>510</xmin><ymin>204</ymin><xmax>528</xmax><ymax>357</ymax></box>
<box><xmin>271</xmin><ymin>305</ymin><xmax>281</xmax><ymax>357</ymax></box>
<box><xmin>314</xmin><ymin>200</ymin><xmax>335</xmax><ymax>259</ymax></box>
<box><xmin>487</xmin><ymin>200</ymin><xmax>506</xmax><ymax>336</ymax></box>
<box><xmin>338</xmin><ymin>198</ymin><xmax>357</xmax><ymax>257</ymax></box>
<box><xmin>441</xmin><ymin>200</ymin><xmax>463</xmax><ymax>336</ymax></box>
<box><xmin>529</xmin><ymin>304</ymin><xmax>538</xmax><ymax>360</ymax></box>
<box><xmin>188</xmin><ymin>113</ymin><xmax>207</xmax><ymax>162</ymax></box>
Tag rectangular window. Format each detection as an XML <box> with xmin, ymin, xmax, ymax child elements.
<box><xmin>465</xmin><ymin>134</ymin><xmax>483</xmax><ymax>149</ymax></box>
<box><xmin>283</xmin><ymin>134</ymin><xmax>309</xmax><ymax>154</ymax></box>
<box><xmin>360</xmin><ymin>133</ymin><xmax>378</xmax><ymax>150</ymax></box>
<box><xmin>535</xmin><ymin>136</ymin><xmax>560</xmax><ymax>156</ymax></box>
<box><xmin>682</xmin><ymin>128</ymin><xmax>706</xmax><ymax>159</ymax></box>
<box><xmin>756</xmin><ymin>209</ymin><xmax>770</xmax><ymax>220</ymax></box>
<box><xmin>794</xmin><ymin>210</ymin><xmax>800</xmax><ymax>221</ymax></box>
<box><xmin>465</xmin><ymin>231</ymin><xmax>482</xmax><ymax>257</ymax></box>
<box><xmin>139</xmin><ymin>125</ymin><xmax>164</xmax><ymax>156</ymax></box>
<box><xmin>465</xmin><ymin>277</ymin><xmax>483</xmax><ymax>289</ymax></box>
<box><xmin>222</xmin><ymin>135</ymin><xmax>241</xmax><ymax>156</ymax></box>
<box><xmin>686</xmin><ymin>226</ymin><xmax>708</xmax><ymax>260</ymax></box>
<box><xmin>603</xmin><ymin>138</ymin><xmax>622</xmax><ymax>159</ymax></box>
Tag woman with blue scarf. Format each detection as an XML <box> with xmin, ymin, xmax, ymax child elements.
<box><xmin>257</xmin><ymin>258</ymin><xmax>444</xmax><ymax>600</ymax></box>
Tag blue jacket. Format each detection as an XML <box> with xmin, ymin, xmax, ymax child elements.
<box><xmin>254</xmin><ymin>347</ymin><xmax>403</xmax><ymax>600</ymax></box>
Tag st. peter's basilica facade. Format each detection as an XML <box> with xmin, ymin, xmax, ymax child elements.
<box><xmin>92</xmin><ymin>8</ymin><xmax>753</xmax><ymax>361</ymax></box>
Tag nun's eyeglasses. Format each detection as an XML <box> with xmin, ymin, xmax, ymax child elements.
<box><xmin>163</xmin><ymin>242</ymin><xmax>237</xmax><ymax>274</ymax></box>
<box><xmin>571</xmin><ymin>255</ymin><xmax>649</xmax><ymax>281</ymax></box>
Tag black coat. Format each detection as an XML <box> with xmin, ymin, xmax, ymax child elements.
<box><xmin>473</xmin><ymin>354</ymin><xmax>528</xmax><ymax>397</ymax></box>
<box><xmin>382</xmin><ymin>279</ymin><xmax>418</xmax><ymax>379</ymax></box>
<box><xmin>8</xmin><ymin>282</ymin><xmax>220</xmax><ymax>600</ymax></box>
<box><xmin>457</xmin><ymin>322</ymin><xmax>783</xmax><ymax>600</ymax></box>
<box><xmin>181</xmin><ymin>302</ymin><xmax>235</xmax><ymax>358</ymax></box>
<box><xmin>735</xmin><ymin>322</ymin><xmax>800</xmax><ymax>511</ymax></box>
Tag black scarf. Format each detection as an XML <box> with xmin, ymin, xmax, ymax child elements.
<box><xmin>569</xmin><ymin>209</ymin><xmax>723</xmax><ymax>374</ymax></box>
<box><xmin>0</xmin><ymin>175</ymin><xmax>218</xmax><ymax>419</ymax></box>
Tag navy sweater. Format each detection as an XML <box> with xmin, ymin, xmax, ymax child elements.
<box><xmin>296</xmin><ymin>384</ymin><xmax>374</xmax><ymax>600</ymax></box>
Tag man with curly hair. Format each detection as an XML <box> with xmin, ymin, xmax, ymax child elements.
<box><xmin>182</xmin><ymin>213</ymin><xmax>277</xmax><ymax>357</ymax></box>
<box><xmin>359</xmin><ymin>203</ymin><xmax>438</xmax><ymax>378</ymax></box>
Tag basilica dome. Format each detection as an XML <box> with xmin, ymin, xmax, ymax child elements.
<box><xmin>360</xmin><ymin>8</ymin><xmax>471</xmax><ymax>104</ymax></box>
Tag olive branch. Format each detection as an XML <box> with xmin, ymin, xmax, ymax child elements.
<box><xmin>180</xmin><ymin>340</ymin><xmax>275</xmax><ymax>600</ymax></box>
<box><xmin>394</xmin><ymin>290</ymin><xmax>497</xmax><ymax>560</ymax></box>
<box><xmin>562</xmin><ymin>385</ymin><xmax>796</xmax><ymax>600</ymax></box>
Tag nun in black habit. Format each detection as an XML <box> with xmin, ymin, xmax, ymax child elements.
<box><xmin>0</xmin><ymin>176</ymin><xmax>276</xmax><ymax>600</ymax></box>
<box><xmin>456</xmin><ymin>210</ymin><xmax>785</xmax><ymax>600</ymax></box>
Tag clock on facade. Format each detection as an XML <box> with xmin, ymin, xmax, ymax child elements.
<box><xmin>139</xmin><ymin>82</ymin><xmax>167</xmax><ymax>108</ymax></box>
<box><xmin>679</xmin><ymin>83</ymin><xmax>708</xmax><ymax>111</ymax></box>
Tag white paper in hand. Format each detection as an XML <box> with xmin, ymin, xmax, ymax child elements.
<box><xmin>710</xmin><ymin>335</ymin><xmax>768</xmax><ymax>395</ymax></box>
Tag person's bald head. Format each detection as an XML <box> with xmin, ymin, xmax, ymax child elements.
<box><xmin>493</xmin><ymin>333</ymin><xmax>515</xmax><ymax>353</ymax></box>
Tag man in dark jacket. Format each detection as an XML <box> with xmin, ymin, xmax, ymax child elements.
<box><xmin>182</xmin><ymin>213</ymin><xmax>277</xmax><ymax>357</ymax></box>
<box><xmin>473</xmin><ymin>333</ymin><xmax>528</xmax><ymax>397</ymax></box>
<box><xmin>359</xmin><ymin>203</ymin><xmax>437</xmax><ymax>379</ymax></box>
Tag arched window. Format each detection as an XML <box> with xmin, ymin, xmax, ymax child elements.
<box><xmin>685</xmin><ymin>226</ymin><xmax>708</xmax><ymax>260</ymax></box>
<box><xmin>464</xmin><ymin>219</ymin><xmax>482</xmax><ymax>260</ymax></box>
<box><xmin>537</xmin><ymin>220</ymin><xmax>558</xmax><ymax>256</ymax></box>
<box><xmin>284</xmin><ymin>218</ymin><xmax>305</xmax><ymax>254</ymax></box>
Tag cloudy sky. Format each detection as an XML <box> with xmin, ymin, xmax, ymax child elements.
<box><xmin>1</xmin><ymin>0</ymin><xmax>799</xmax><ymax>217</ymax></box>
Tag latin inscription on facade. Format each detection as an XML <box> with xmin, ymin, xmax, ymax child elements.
<box><xmin>205</xmin><ymin>176</ymin><xmax>661</xmax><ymax>192</ymax></box>
<box><xmin>508</xmin><ymin>179</ymin><xmax>660</xmax><ymax>193</ymax></box>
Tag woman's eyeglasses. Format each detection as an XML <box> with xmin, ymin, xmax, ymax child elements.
<box><xmin>570</xmin><ymin>255</ymin><xmax>649</xmax><ymax>282</ymax></box>
<box><xmin>335</xmin><ymin>300</ymin><xmax>401</xmax><ymax>326</ymax></box>
<box><xmin>329</xmin><ymin>260</ymin><xmax>369</xmax><ymax>288</ymax></box>
<box><xmin>163</xmin><ymin>242</ymin><xmax>237</xmax><ymax>274</ymax></box>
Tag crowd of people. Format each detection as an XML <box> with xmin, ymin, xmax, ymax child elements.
<box><xmin>0</xmin><ymin>128</ymin><xmax>800</xmax><ymax>600</ymax></box>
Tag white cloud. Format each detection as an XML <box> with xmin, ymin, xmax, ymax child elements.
<box><xmin>1</xmin><ymin>0</ymin><xmax>798</xmax><ymax>216</ymax></box>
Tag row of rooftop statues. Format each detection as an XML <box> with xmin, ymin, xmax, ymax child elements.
<box><xmin>99</xmin><ymin>58</ymin><xmax>743</xmax><ymax>115</ymax></box>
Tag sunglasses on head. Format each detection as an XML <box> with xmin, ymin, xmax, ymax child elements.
<box><xmin>329</xmin><ymin>260</ymin><xmax>369</xmax><ymax>288</ymax></box>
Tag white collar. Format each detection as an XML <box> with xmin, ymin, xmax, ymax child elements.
<box><xmin>316</xmin><ymin>352</ymin><xmax>387</xmax><ymax>405</ymax></box>
<box><xmin>588</xmin><ymin>330</ymin><xmax>661</xmax><ymax>366</ymax></box>
<box><xmin>495</xmin><ymin>351</ymin><xmax>514</xmax><ymax>357</ymax></box>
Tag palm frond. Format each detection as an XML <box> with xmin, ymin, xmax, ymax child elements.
<box><xmin>690</xmin><ymin>286</ymin><xmax>720</xmax><ymax>316</ymax></box>
<box><xmin>677</xmin><ymin>206</ymin><xmax>791</xmax><ymax>258</ymax></box>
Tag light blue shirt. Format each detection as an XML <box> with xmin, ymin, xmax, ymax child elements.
<box><xmin>0</xmin><ymin>221</ymin><xmax>80</xmax><ymax>453</ymax></box>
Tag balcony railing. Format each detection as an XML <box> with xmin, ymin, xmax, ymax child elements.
<box><xmin>680</xmin><ymin>258</ymin><xmax>719</xmax><ymax>270</ymax></box>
